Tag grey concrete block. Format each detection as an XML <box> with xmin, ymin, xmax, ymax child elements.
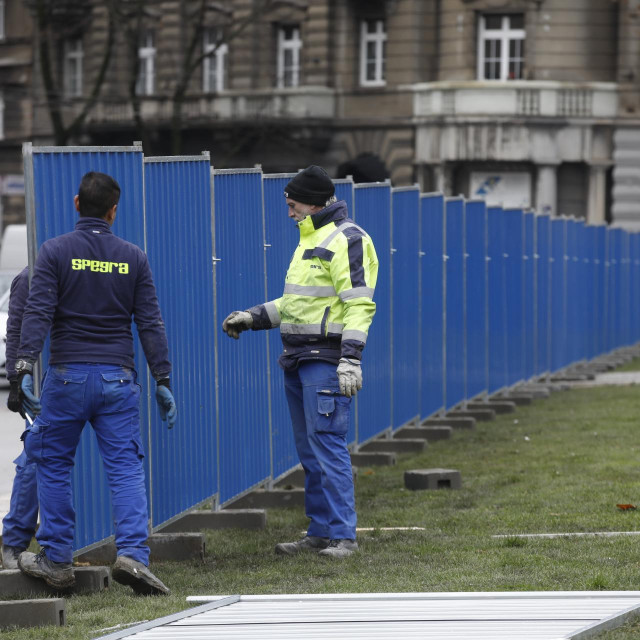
<box><xmin>274</xmin><ymin>468</ymin><xmax>305</xmax><ymax>488</ymax></box>
<box><xmin>360</xmin><ymin>438</ymin><xmax>426</xmax><ymax>455</ymax></box>
<box><xmin>515</xmin><ymin>385</ymin><xmax>550</xmax><ymax>398</ymax></box>
<box><xmin>404</xmin><ymin>468</ymin><xmax>462</xmax><ymax>491</ymax></box>
<box><xmin>0</xmin><ymin>598</ymin><xmax>66</xmax><ymax>628</ymax></box>
<box><xmin>466</xmin><ymin>401</ymin><xmax>516</xmax><ymax>415</ymax></box>
<box><xmin>75</xmin><ymin>533</ymin><xmax>206</xmax><ymax>564</ymax></box>
<box><xmin>490</xmin><ymin>393</ymin><xmax>533</xmax><ymax>406</ymax></box>
<box><xmin>447</xmin><ymin>409</ymin><xmax>495</xmax><ymax>422</ymax></box>
<box><xmin>0</xmin><ymin>567</ymin><xmax>110</xmax><ymax>597</ymax></box>
<box><xmin>228</xmin><ymin>489</ymin><xmax>305</xmax><ymax>509</ymax></box>
<box><xmin>350</xmin><ymin>451</ymin><xmax>396</xmax><ymax>467</ymax></box>
<box><xmin>393</xmin><ymin>426</ymin><xmax>452</xmax><ymax>442</ymax></box>
<box><xmin>157</xmin><ymin>509</ymin><xmax>266</xmax><ymax>533</ymax></box>
<box><xmin>421</xmin><ymin>416</ymin><xmax>476</xmax><ymax>429</ymax></box>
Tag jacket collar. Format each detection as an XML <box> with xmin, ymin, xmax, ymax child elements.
<box><xmin>298</xmin><ymin>200</ymin><xmax>348</xmax><ymax>235</ymax></box>
<box><xmin>75</xmin><ymin>217</ymin><xmax>113</xmax><ymax>234</ymax></box>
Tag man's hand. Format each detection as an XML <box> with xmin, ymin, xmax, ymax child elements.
<box><xmin>155</xmin><ymin>380</ymin><xmax>177</xmax><ymax>429</ymax></box>
<box><xmin>337</xmin><ymin>358</ymin><xmax>363</xmax><ymax>398</ymax></box>
<box><xmin>7</xmin><ymin>380</ymin><xmax>22</xmax><ymax>416</ymax></box>
<box><xmin>18</xmin><ymin>373</ymin><xmax>41</xmax><ymax>420</ymax></box>
<box><xmin>222</xmin><ymin>311</ymin><xmax>253</xmax><ymax>339</ymax></box>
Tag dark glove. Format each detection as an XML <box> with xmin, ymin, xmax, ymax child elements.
<box><xmin>222</xmin><ymin>311</ymin><xmax>253</xmax><ymax>339</ymax></box>
<box><xmin>7</xmin><ymin>380</ymin><xmax>22</xmax><ymax>415</ymax></box>
<box><xmin>18</xmin><ymin>373</ymin><xmax>41</xmax><ymax>419</ymax></box>
<box><xmin>155</xmin><ymin>379</ymin><xmax>177</xmax><ymax>429</ymax></box>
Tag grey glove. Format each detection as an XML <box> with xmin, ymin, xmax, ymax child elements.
<box><xmin>337</xmin><ymin>357</ymin><xmax>362</xmax><ymax>398</ymax></box>
<box><xmin>222</xmin><ymin>310</ymin><xmax>253</xmax><ymax>339</ymax></box>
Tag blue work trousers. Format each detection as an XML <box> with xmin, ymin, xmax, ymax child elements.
<box><xmin>284</xmin><ymin>360</ymin><xmax>356</xmax><ymax>540</ymax></box>
<box><xmin>23</xmin><ymin>363</ymin><xmax>149</xmax><ymax>565</ymax></box>
<box><xmin>2</xmin><ymin>448</ymin><xmax>38</xmax><ymax>549</ymax></box>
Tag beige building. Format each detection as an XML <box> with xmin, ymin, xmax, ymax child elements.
<box><xmin>1</xmin><ymin>0</ymin><xmax>639</xmax><ymax>226</ymax></box>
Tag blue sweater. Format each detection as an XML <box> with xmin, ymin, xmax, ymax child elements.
<box><xmin>17</xmin><ymin>217</ymin><xmax>171</xmax><ymax>379</ymax></box>
<box><xmin>5</xmin><ymin>266</ymin><xmax>29</xmax><ymax>381</ymax></box>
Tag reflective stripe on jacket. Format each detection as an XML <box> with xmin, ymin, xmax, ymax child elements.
<box><xmin>249</xmin><ymin>200</ymin><xmax>378</xmax><ymax>370</ymax></box>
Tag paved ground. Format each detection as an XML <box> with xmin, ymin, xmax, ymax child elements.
<box><xmin>568</xmin><ymin>370</ymin><xmax>640</xmax><ymax>387</ymax></box>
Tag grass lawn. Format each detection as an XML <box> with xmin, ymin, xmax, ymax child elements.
<box><xmin>5</xmin><ymin>382</ymin><xmax>640</xmax><ymax>639</ymax></box>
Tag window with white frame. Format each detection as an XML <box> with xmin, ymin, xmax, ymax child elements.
<box><xmin>136</xmin><ymin>31</ymin><xmax>156</xmax><ymax>96</ymax></box>
<box><xmin>478</xmin><ymin>14</ymin><xmax>525</xmax><ymax>81</ymax></box>
<box><xmin>360</xmin><ymin>19</ymin><xmax>386</xmax><ymax>87</ymax></box>
<box><xmin>276</xmin><ymin>25</ymin><xmax>301</xmax><ymax>88</ymax></box>
<box><xmin>63</xmin><ymin>38</ymin><xmax>83</xmax><ymax>98</ymax></box>
<box><xmin>0</xmin><ymin>1</ymin><xmax>5</xmax><ymax>41</ymax></box>
<box><xmin>203</xmin><ymin>28</ymin><xmax>228</xmax><ymax>93</ymax></box>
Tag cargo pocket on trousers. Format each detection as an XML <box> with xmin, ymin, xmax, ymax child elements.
<box><xmin>48</xmin><ymin>368</ymin><xmax>87</xmax><ymax>408</ymax></box>
<box><xmin>22</xmin><ymin>419</ymin><xmax>48</xmax><ymax>464</ymax></box>
<box><xmin>100</xmin><ymin>370</ymin><xmax>136</xmax><ymax>412</ymax></box>
<box><xmin>131</xmin><ymin>421</ymin><xmax>145</xmax><ymax>461</ymax></box>
<box><xmin>314</xmin><ymin>391</ymin><xmax>349</xmax><ymax>436</ymax></box>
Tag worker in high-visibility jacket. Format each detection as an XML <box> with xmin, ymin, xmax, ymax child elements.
<box><xmin>223</xmin><ymin>165</ymin><xmax>378</xmax><ymax>558</ymax></box>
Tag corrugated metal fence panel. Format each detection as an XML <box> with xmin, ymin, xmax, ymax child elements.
<box><xmin>143</xmin><ymin>157</ymin><xmax>217</xmax><ymax>527</ymax></box>
<box><xmin>420</xmin><ymin>194</ymin><xmax>445</xmax><ymax>418</ymax></box>
<box><xmin>632</xmin><ymin>234</ymin><xmax>640</xmax><ymax>345</ymax></box>
<box><xmin>550</xmin><ymin>218</ymin><xmax>568</xmax><ymax>372</ymax></box>
<box><xmin>594</xmin><ymin>225</ymin><xmax>607</xmax><ymax>357</ymax></box>
<box><xmin>503</xmin><ymin>208</ymin><xmax>525</xmax><ymax>387</ymax></box>
<box><xmin>487</xmin><ymin>207</ymin><xmax>507</xmax><ymax>394</ymax></box>
<box><xmin>333</xmin><ymin>179</ymin><xmax>354</xmax><ymax>213</ymax></box>
<box><xmin>523</xmin><ymin>212</ymin><xmax>535</xmax><ymax>381</ymax></box>
<box><xmin>620</xmin><ymin>230</ymin><xmax>631</xmax><ymax>347</ymax></box>
<box><xmin>27</xmin><ymin>146</ymin><xmax>147</xmax><ymax>553</ymax></box>
<box><xmin>445</xmin><ymin>198</ymin><xmax>465</xmax><ymax>410</ymax></box>
<box><xmin>565</xmin><ymin>219</ymin><xmax>579</xmax><ymax>365</ymax></box>
<box><xmin>608</xmin><ymin>229</ymin><xmax>622</xmax><ymax>351</ymax></box>
<box><xmin>583</xmin><ymin>225</ymin><xmax>596</xmax><ymax>361</ymax></box>
<box><xmin>464</xmin><ymin>200</ymin><xmax>487</xmax><ymax>400</ymax></box>
<box><xmin>213</xmin><ymin>169</ymin><xmax>271</xmax><ymax>504</ymax></box>
<box><xmin>262</xmin><ymin>174</ymin><xmax>300</xmax><ymax>480</ymax></box>
<box><xmin>576</xmin><ymin>221</ymin><xmax>588</xmax><ymax>362</ymax></box>
<box><xmin>391</xmin><ymin>187</ymin><xmax>420</xmax><ymax>428</ymax></box>
<box><xmin>353</xmin><ymin>183</ymin><xmax>392</xmax><ymax>442</ymax></box>
<box><xmin>535</xmin><ymin>215</ymin><xmax>551</xmax><ymax>377</ymax></box>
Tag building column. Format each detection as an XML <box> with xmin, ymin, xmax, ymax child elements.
<box><xmin>535</xmin><ymin>164</ymin><xmax>558</xmax><ymax>216</ymax></box>
<box><xmin>587</xmin><ymin>164</ymin><xmax>608</xmax><ymax>225</ymax></box>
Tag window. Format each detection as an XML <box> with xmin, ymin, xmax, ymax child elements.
<box><xmin>360</xmin><ymin>19</ymin><xmax>386</xmax><ymax>87</ymax></box>
<box><xmin>276</xmin><ymin>25</ymin><xmax>301</xmax><ymax>88</ymax></box>
<box><xmin>203</xmin><ymin>29</ymin><xmax>228</xmax><ymax>93</ymax></box>
<box><xmin>478</xmin><ymin>14</ymin><xmax>525</xmax><ymax>81</ymax></box>
<box><xmin>136</xmin><ymin>31</ymin><xmax>155</xmax><ymax>96</ymax></box>
<box><xmin>0</xmin><ymin>1</ymin><xmax>5</xmax><ymax>40</ymax></box>
<box><xmin>63</xmin><ymin>38</ymin><xmax>83</xmax><ymax>98</ymax></box>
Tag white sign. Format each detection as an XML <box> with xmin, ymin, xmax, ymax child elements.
<box><xmin>1</xmin><ymin>174</ymin><xmax>25</xmax><ymax>196</ymax></box>
<box><xmin>470</xmin><ymin>171</ymin><xmax>531</xmax><ymax>208</ymax></box>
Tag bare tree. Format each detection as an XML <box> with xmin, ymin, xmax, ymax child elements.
<box><xmin>25</xmin><ymin>0</ymin><xmax>118</xmax><ymax>145</ymax></box>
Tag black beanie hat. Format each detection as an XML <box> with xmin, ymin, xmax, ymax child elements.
<box><xmin>284</xmin><ymin>165</ymin><xmax>335</xmax><ymax>206</ymax></box>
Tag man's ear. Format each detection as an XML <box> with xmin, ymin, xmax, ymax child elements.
<box><xmin>74</xmin><ymin>195</ymin><xmax>81</xmax><ymax>212</ymax></box>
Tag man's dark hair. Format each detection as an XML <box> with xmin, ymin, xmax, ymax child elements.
<box><xmin>77</xmin><ymin>172</ymin><xmax>121</xmax><ymax>218</ymax></box>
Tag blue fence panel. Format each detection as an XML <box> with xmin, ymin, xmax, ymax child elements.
<box><xmin>620</xmin><ymin>231</ymin><xmax>631</xmax><ymax>347</ymax></box>
<box><xmin>487</xmin><ymin>206</ymin><xmax>507</xmax><ymax>394</ymax></box>
<box><xmin>584</xmin><ymin>225</ymin><xmax>597</xmax><ymax>361</ymax></box>
<box><xmin>535</xmin><ymin>215</ymin><xmax>551</xmax><ymax>377</ymax></box>
<box><xmin>25</xmin><ymin>145</ymin><xmax>146</xmax><ymax>553</ymax></box>
<box><xmin>353</xmin><ymin>182</ymin><xmax>392</xmax><ymax>443</ymax></box>
<box><xmin>445</xmin><ymin>198</ymin><xmax>465</xmax><ymax>410</ymax></box>
<box><xmin>608</xmin><ymin>229</ymin><xmax>622</xmax><ymax>351</ymax></box>
<box><xmin>213</xmin><ymin>169</ymin><xmax>271</xmax><ymax>504</ymax></box>
<box><xmin>550</xmin><ymin>218</ymin><xmax>568</xmax><ymax>372</ymax></box>
<box><xmin>262</xmin><ymin>174</ymin><xmax>299</xmax><ymax>479</ymax></box>
<box><xmin>594</xmin><ymin>225</ymin><xmax>607</xmax><ymax>356</ymax></box>
<box><xmin>632</xmin><ymin>234</ymin><xmax>640</xmax><ymax>345</ymax></box>
<box><xmin>143</xmin><ymin>156</ymin><xmax>217</xmax><ymax>527</ymax></box>
<box><xmin>464</xmin><ymin>200</ymin><xmax>487</xmax><ymax>400</ymax></box>
<box><xmin>333</xmin><ymin>178</ymin><xmax>354</xmax><ymax>213</ymax></box>
<box><xmin>565</xmin><ymin>219</ymin><xmax>579</xmax><ymax>365</ymax></box>
<box><xmin>575</xmin><ymin>220</ymin><xmax>588</xmax><ymax>362</ymax></box>
<box><xmin>420</xmin><ymin>193</ymin><xmax>445</xmax><ymax>418</ymax></box>
<box><xmin>391</xmin><ymin>187</ymin><xmax>420</xmax><ymax>428</ymax></box>
<box><xmin>523</xmin><ymin>212</ymin><xmax>535</xmax><ymax>381</ymax></box>
<box><xmin>503</xmin><ymin>209</ymin><xmax>525</xmax><ymax>386</ymax></box>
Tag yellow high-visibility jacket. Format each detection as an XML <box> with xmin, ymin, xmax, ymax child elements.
<box><xmin>248</xmin><ymin>200</ymin><xmax>378</xmax><ymax>370</ymax></box>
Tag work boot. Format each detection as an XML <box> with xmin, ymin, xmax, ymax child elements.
<box><xmin>317</xmin><ymin>539</ymin><xmax>358</xmax><ymax>558</ymax></box>
<box><xmin>2</xmin><ymin>545</ymin><xmax>24</xmax><ymax>570</ymax></box>
<box><xmin>112</xmin><ymin>555</ymin><xmax>170</xmax><ymax>596</ymax></box>
<box><xmin>275</xmin><ymin>535</ymin><xmax>330</xmax><ymax>556</ymax></box>
<box><xmin>18</xmin><ymin>549</ymin><xmax>75</xmax><ymax>589</ymax></box>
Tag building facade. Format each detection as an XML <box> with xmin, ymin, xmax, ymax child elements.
<box><xmin>1</xmin><ymin>0</ymin><xmax>639</xmax><ymax>226</ymax></box>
